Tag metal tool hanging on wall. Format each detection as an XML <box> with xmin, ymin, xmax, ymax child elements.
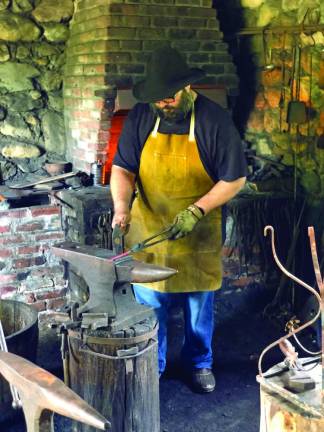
<box><xmin>279</xmin><ymin>32</ymin><xmax>287</xmax><ymax>132</ymax></box>
<box><xmin>286</xmin><ymin>37</ymin><xmax>307</xmax><ymax>126</ymax></box>
<box><xmin>262</xmin><ymin>29</ymin><xmax>275</xmax><ymax>71</ymax></box>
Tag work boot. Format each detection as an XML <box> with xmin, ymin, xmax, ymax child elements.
<box><xmin>191</xmin><ymin>368</ymin><xmax>216</xmax><ymax>393</ymax></box>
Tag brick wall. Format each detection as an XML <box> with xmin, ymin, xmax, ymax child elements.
<box><xmin>0</xmin><ymin>204</ymin><xmax>66</xmax><ymax>313</ymax></box>
<box><xmin>63</xmin><ymin>0</ymin><xmax>238</xmax><ymax>172</ymax></box>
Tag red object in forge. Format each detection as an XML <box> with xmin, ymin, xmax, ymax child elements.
<box><xmin>102</xmin><ymin>111</ymin><xmax>128</xmax><ymax>184</ymax></box>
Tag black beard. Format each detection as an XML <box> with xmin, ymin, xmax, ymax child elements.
<box><xmin>150</xmin><ymin>90</ymin><xmax>194</xmax><ymax>124</ymax></box>
<box><xmin>155</xmin><ymin>106</ymin><xmax>189</xmax><ymax>124</ymax></box>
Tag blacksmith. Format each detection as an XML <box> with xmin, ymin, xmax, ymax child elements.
<box><xmin>110</xmin><ymin>45</ymin><xmax>247</xmax><ymax>393</ymax></box>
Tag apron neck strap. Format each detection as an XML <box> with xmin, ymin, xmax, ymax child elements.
<box><xmin>151</xmin><ymin>116</ymin><xmax>160</xmax><ymax>138</ymax></box>
<box><xmin>189</xmin><ymin>107</ymin><xmax>195</xmax><ymax>142</ymax></box>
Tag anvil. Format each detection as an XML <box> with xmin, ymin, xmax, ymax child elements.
<box><xmin>0</xmin><ymin>351</ymin><xmax>110</xmax><ymax>432</ymax></box>
<box><xmin>52</xmin><ymin>242</ymin><xmax>177</xmax><ymax>331</ymax></box>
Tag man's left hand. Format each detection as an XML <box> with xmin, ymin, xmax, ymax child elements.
<box><xmin>170</xmin><ymin>204</ymin><xmax>204</xmax><ymax>240</ymax></box>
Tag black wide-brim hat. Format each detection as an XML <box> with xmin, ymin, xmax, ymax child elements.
<box><xmin>133</xmin><ymin>45</ymin><xmax>206</xmax><ymax>103</ymax></box>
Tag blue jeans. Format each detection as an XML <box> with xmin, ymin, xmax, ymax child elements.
<box><xmin>133</xmin><ymin>284</ymin><xmax>215</xmax><ymax>374</ymax></box>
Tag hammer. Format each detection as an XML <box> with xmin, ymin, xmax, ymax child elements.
<box><xmin>0</xmin><ymin>351</ymin><xmax>111</xmax><ymax>432</ymax></box>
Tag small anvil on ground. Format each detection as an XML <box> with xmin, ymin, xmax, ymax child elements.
<box><xmin>0</xmin><ymin>351</ymin><xmax>110</xmax><ymax>432</ymax></box>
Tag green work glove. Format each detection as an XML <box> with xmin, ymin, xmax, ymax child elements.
<box><xmin>170</xmin><ymin>204</ymin><xmax>205</xmax><ymax>240</ymax></box>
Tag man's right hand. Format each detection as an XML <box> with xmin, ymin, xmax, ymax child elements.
<box><xmin>110</xmin><ymin>165</ymin><xmax>136</xmax><ymax>232</ymax></box>
<box><xmin>112</xmin><ymin>209</ymin><xmax>131</xmax><ymax>232</ymax></box>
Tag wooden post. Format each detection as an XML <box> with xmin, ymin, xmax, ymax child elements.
<box><xmin>67</xmin><ymin>318</ymin><xmax>160</xmax><ymax>432</ymax></box>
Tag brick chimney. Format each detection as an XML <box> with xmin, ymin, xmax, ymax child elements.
<box><xmin>63</xmin><ymin>0</ymin><xmax>238</xmax><ymax>174</ymax></box>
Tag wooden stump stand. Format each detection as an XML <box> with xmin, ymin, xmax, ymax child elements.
<box><xmin>67</xmin><ymin>318</ymin><xmax>159</xmax><ymax>432</ymax></box>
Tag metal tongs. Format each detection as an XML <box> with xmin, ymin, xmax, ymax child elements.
<box><xmin>111</xmin><ymin>225</ymin><xmax>174</xmax><ymax>262</ymax></box>
<box><xmin>130</xmin><ymin>226</ymin><xmax>174</xmax><ymax>252</ymax></box>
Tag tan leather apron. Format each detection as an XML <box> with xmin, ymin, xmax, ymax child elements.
<box><xmin>126</xmin><ymin>109</ymin><xmax>223</xmax><ymax>293</ymax></box>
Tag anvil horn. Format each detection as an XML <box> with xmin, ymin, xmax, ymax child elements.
<box><xmin>130</xmin><ymin>261</ymin><xmax>178</xmax><ymax>283</ymax></box>
<box><xmin>0</xmin><ymin>351</ymin><xmax>110</xmax><ymax>432</ymax></box>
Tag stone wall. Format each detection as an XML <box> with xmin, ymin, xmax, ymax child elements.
<box><xmin>0</xmin><ymin>0</ymin><xmax>74</xmax><ymax>173</ymax></box>
<box><xmin>215</xmin><ymin>0</ymin><xmax>324</xmax><ymax>200</ymax></box>
<box><xmin>64</xmin><ymin>0</ymin><xmax>238</xmax><ymax>172</ymax></box>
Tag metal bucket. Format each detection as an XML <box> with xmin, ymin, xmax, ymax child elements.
<box><xmin>0</xmin><ymin>300</ymin><xmax>38</xmax><ymax>422</ymax></box>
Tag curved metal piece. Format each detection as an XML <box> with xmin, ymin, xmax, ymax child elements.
<box><xmin>292</xmin><ymin>332</ymin><xmax>321</xmax><ymax>356</ymax></box>
<box><xmin>258</xmin><ymin>225</ymin><xmax>322</xmax><ymax>377</ymax></box>
<box><xmin>308</xmin><ymin>226</ymin><xmax>324</xmax><ymax>298</ymax></box>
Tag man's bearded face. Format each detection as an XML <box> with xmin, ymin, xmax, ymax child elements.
<box><xmin>151</xmin><ymin>89</ymin><xmax>194</xmax><ymax>124</ymax></box>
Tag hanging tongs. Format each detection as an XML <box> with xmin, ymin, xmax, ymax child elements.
<box><xmin>111</xmin><ymin>225</ymin><xmax>174</xmax><ymax>263</ymax></box>
<box><xmin>286</xmin><ymin>35</ymin><xmax>307</xmax><ymax>127</ymax></box>
<box><xmin>262</xmin><ymin>29</ymin><xmax>275</xmax><ymax>71</ymax></box>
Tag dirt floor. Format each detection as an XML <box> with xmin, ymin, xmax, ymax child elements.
<box><xmin>2</xmin><ymin>283</ymin><xmax>284</xmax><ymax>432</ymax></box>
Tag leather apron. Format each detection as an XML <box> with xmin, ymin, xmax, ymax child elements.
<box><xmin>126</xmin><ymin>108</ymin><xmax>223</xmax><ymax>293</ymax></box>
